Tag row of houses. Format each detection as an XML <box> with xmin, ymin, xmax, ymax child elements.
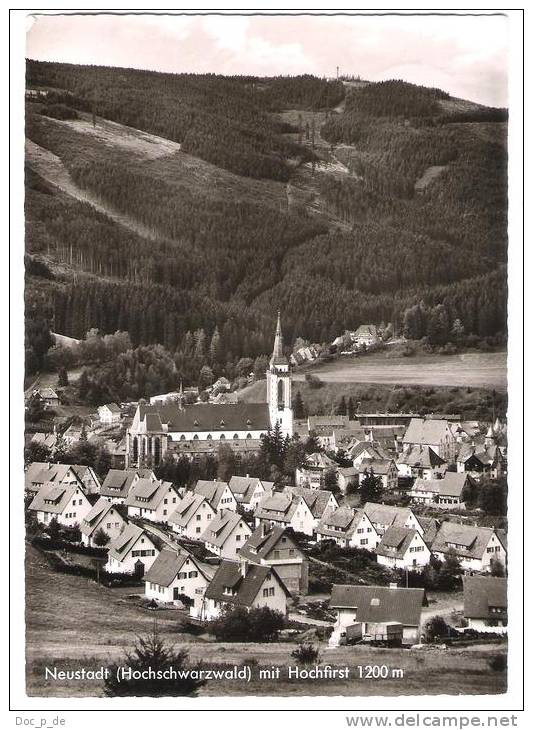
<box><xmin>24</xmin><ymin>460</ymin><xmax>507</xmax><ymax>639</ymax></box>
<box><xmin>25</xmin><ymin>461</ymin><xmax>507</xmax><ymax>576</ymax></box>
<box><xmin>310</xmin><ymin>499</ymin><xmax>506</xmax><ymax>573</ymax></box>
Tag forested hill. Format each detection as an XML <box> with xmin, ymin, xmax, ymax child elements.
<box><xmin>25</xmin><ymin>62</ymin><xmax>507</xmax><ymax>381</ymax></box>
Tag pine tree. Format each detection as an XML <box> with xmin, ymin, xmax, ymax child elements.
<box><xmin>103</xmin><ymin>623</ymin><xmax>205</xmax><ymax>697</ymax></box>
<box><xmin>293</xmin><ymin>390</ymin><xmax>306</xmax><ymax>419</ymax></box>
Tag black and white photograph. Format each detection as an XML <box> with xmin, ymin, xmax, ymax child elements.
<box><xmin>8</xmin><ymin>5</ymin><xmax>527</xmax><ymax>721</ymax></box>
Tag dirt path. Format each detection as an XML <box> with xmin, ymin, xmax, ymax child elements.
<box><xmin>26</xmin><ymin>139</ymin><xmax>169</xmax><ymax>244</ymax></box>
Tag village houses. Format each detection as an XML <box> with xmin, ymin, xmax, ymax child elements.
<box><xmin>376</xmin><ymin>527</ymin><xmax>432</xmax><ymax>571</ymax></box>
<box><xmin>80</xmin><ymin>497</ymin><xmax>128</xmax><ymax>547</ymax></box>
<box><xmin>254</xmin><ymin>491</ymin><xmax>316</xmax><ymax>536</ymax></box>
<box><xmin>228</xmin><ymin>475</ymin><xmax>274</xmax><ymax>512</ymax></box>
<box><xmin>284</xmin><ymin>485</ymin><xmax>339</xmax><ymax>530</ymax></box>
<box><xmin>200</xmin><ymin>559</ymin><xmax>290</xmax><ymax>621</ymax></box>
<box><xmin>363</xmin><ymin>502</ymin><xmax>424</xmax><ymax>538</ymax></box>
<box><xmin>238</xmin><ymin>524</ymin><xmax>309</xmax><ymax>595</ymax></box>
<box><xmin>124</xmin><ymin>478</ymin><xmax>180</xmax><ymax>523</ymax></box>
<box><xmin>100</xmin><ymin>468</ymin><xmax>156</xmax><ymax>504</ymax></box>
<box><xmin>98</xmin><ymin>403</ymin><xmax>122</xmax><ymax>425</ymax></box>
<box><xmin>431</xmin><ymin>522</ymin><xmax>507</xmax><ymax>572</ymax></box>
<box><xmin>295</xmin><ymin>452</ymin><xmax>338</xmax><ymax>489</ymax></box>
<box><xmin>397</xmin><ymin>445</ymin><xmax>447</xmax><ymax>481</ymax></box>
<box><xmin>200</xmin><ymin>510</ymin><xmax>253</xmax><ymax>560</ymax></box>
<box><xmin>462</xmin><ymin>575</ymin><xmax>507</xmax><ymax>634</ymax></box>
<box><xmin>143</xmin><ymin>548</ymin><xmax>214</xmax><ymax>614</ymax></box>
<box><xmin>25</xmin><ymin>462</ymin><xmax>101</xmax><ymax>496</ymax></box>
<box><xmin>168</xmin><ymin>492</ymin><xmax>217</xmax><ymax>539</ymax></box>
<box><xmin>105</xmin><ymin>523</ymin><xmax>159</xmax><ymax>576</ymax></box>
<box><xmin>329</xmin><ymin>583</ymin><xmax>426</xmax><ymax>647</ymax></box>
<box><xmin>355</xmin><ymin>458</ymin><xmax>398</xmax><ymax>491</ymax></box>
<box><xmin>402</xmin><ymin>418</ymin><xmax>456</xmax><ymax>463</ymax></box>
<box><xmin>409</xmin><ymin>472</ymin><xmax>474</xmax><ymax>509</ymax></box>
<box><xmin>315</xmin><ymin>506</ymin><xmax>380</xmax><ymax>550</ymax></box>
<box><xmin>194</xmin><ymin>479</ymin><xmax>238</xmax><ymax>512</ymax></box>
<box><xmin>29</xmin><ymin>481</ymin><xmax>93</xmax><ymax>528</ymax></box>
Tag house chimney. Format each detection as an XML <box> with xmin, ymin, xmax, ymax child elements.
<box><xmin>262</xmin><ymin>522</ymin><xmax>269</xmax><ymax>537</ymax></box>
<box><xmin>240</xmin><ymin>559</ymin><xmax>248</xmax><ymax>578</ymax></box>
<box><xmin>389</xmin><ymin>582</ymin><xmax>398</xmax><ymax>590</ymax></box>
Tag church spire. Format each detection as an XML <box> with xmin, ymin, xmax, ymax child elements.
<box><xmin>271</xmin><ymin>311</ymin><xmax>287</xmax><ymax>365</ymax></box>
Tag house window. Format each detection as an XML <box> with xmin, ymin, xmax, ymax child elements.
<box><xmin>196</xmin><ymin>514</ymin><xmax>201</xmax><ymax>521</ymax></box>
<box><xmin>196</xmin><ymin>527</ymin><xmax>201</xmax><ymax>534</ymax></box>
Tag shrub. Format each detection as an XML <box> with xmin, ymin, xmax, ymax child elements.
<box><xmin>208</xmin><ymin>606</ymin><xmax>285</xmax><ymax>642</ymax></box>
<box><xmin>93</xmin><ymin>527</ymin><xmax>111</xmax><ymax>547</ymax></box>
<box><xmin>290</xmin><ymin>643</ymin><xmax>320</xmax><ymax>665</ymax></box>
<box><xmin>422</xmin><ymin>616</ymin><xmax>452</xmax><ymax>643</ymax></box>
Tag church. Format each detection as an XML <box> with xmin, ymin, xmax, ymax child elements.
<box><xmin>126</xmin><ymin>313</ymin><xmax>293</xmax><ymax>468</ymax></box>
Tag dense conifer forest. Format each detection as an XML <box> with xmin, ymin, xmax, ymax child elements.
<box><xmin>25</xmin><ymin>62</ymin><xmax>508</xmax><ymax>381</ymax></box>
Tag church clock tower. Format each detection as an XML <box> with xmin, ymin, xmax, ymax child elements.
<box><xmin>266</xmin><ymin>312</ymin><xmax>293</xmax><ymax>437</ymax></box>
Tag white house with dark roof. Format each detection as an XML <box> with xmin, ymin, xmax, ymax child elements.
<box><xmin>200</xmin><ymin>511</ymin><xmax>253</xmax><ymax>560</ymax></box>
<box><xmin>355</xmin><ymin>458</ymin><xmax>398</xmax><ymax>491</ymax></box>
<box><xmin>143</xmin><ymin>548</ymin><xmax>214</xmax><ymax>613</ymax></box>
<box><xmin>80</xmin><ymin>497</ymin><xmax>128</xmax><ymax>547</ymax></box>
<box><xmin>125</xmin><ymin>479</ymin><xmax>180</xmax><ymax>523</ymax></box>
<box><xmin>26</xmin><ymin>462</ymin><xmax>101</xmax><ymax>496</ymax></box>
<box><xmin>462</xmin><ymin>575</ymin><xmax>507</xmax><ymax>633</ymax></box>
<box><xmin>315</xmin><ymin>507</ymin><xmax>380</xmax><ymax>550</ymax></box>
<box><xmin>397</xmin><ymin>445</ymin><xmax>447</xmax><ymax>480</ymax></box>
<box><xmin>239</xmin><ymin>524</ymin><xmax>308</xmax><ymax>595</ymax></box>
<box><xmin>105</xmin><ymin>523</ymin><xmax>159</xmax><ymax>576</ymax></box>
<box><xmin>349</xmin><ymin>442</ymin><xmax>391</xmax><ymax>467</ymax></box>
<box><xmin>403</xmin><ymin>418</ymin><xmax>456</xmax><ymax>462</ymax></box>
<box><xmin>99</xmin><ymin>468</ymin><xmax>156</xmax><ymax>504</ymax></box>
<box><xmin>456</xmin><ymin>443</ymin><xmax>506</xmax><ymax>480</ymax></box>
<box><xmin>363</xmin><ymin>502</ymin><xmax>424</xmax><ymax>537</ymax></box>
<box><xmin>126</xmin><ymin>316</ymin><xmax>293</xmax><ymax>467</ymax></box>
<box><xmin>168</xmin><ymin>492</ymin><xmax>217</xmax><ymax>539</ymax></box>
<box><xmin>283</xmin><ymin>485</ymin><xmax>339</xmax><ymax>529</ymax></box>
<box><xmin>228</xmin><ymin>475</ymin><xmax>273</xmax><ymax>512</ymax></box>
<box><xmin>98</xmin><ymin>403</ymin><xmax>122</xmax><ymax>425</ymax></box>
<box><xmin>329</xmin><ymin>583</ymin><xmax>426</xmax><ymax>646</ymax></box>
<box><xmin>201</xmin><ymin>559</ymin><xmax>290</xmax><ymax>621</ymax></box>
<box><xmin>295</xmin><ymin>452</ymin><xmax>338</xmax><ymax>489</ymax></box>
<box><xmin>254</xmin><ymin>491</ymin><xmax>316</xmax><ymax>536</ymax></box>
<box><xmin>431</xmin><ymin>522</ymin><xmax>507</xmax><ymax>572</ymax></box>
<box><xmin>29</xmin><ymin>481</ymin><xmax>92</xmax><ymax>527</ymax></box>
<box><xmin>376</xmin><ymin>527</ymin><xmax>431</xmax><ymax>571</ymax></box>
<box><xmin>409</xmin><ymin>473</ymin><xmax>473</xmax><ymax>509</ymax></box>
<box><xmin>194</xmin><ymin>480</ymin><xmax>238</xmax><ymax>512</ymax></box>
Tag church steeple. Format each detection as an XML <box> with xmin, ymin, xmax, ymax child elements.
<box><xmin>266</xmin><ymin>312</ymin><xmax>293</xmax><ymax>437</ymax></box>
<box><xmin>270</xmin><ymin>311</ymin><xmax>287</xmax><ymax>366</ymax></box>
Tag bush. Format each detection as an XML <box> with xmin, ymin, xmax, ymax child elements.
<box><xmin>208</xmin><ymin>606</ymin><xmax>285</xmax><ymax>642</ymax></box>
<box><xmin>422</xmin><ymin>616</ymin><xmax>454</xmax><ymax>643</ymax></box>
<box><xmin>291</xmin><ymin>643</ymin><xmax>320</xmax><ymax>665</ymax></box>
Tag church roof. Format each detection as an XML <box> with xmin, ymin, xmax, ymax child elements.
<box><xmin>137</xmin><ymin>402</ymin><xmax>270</xmax><ymax>434</ymax></box>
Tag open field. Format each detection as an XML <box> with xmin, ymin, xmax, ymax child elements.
<box><xmin>238</xmin><ymin>372</ymin><xmax>507</xmax><ymax>421</ymax></box>
<box><xmin>26</xmin><ymin>545</ymin><xmax>506</xmax><ymax>697</ymax></box>
<box><xmin>296</xmin><ymin>351</ymin><xmax>507</xmax><ymax>391</ymax></box>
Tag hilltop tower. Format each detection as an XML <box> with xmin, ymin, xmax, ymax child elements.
<box><xmin>267</xmin><ymin>312</ymin><xmax>293</xmax><ymax>437</ymax></box>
